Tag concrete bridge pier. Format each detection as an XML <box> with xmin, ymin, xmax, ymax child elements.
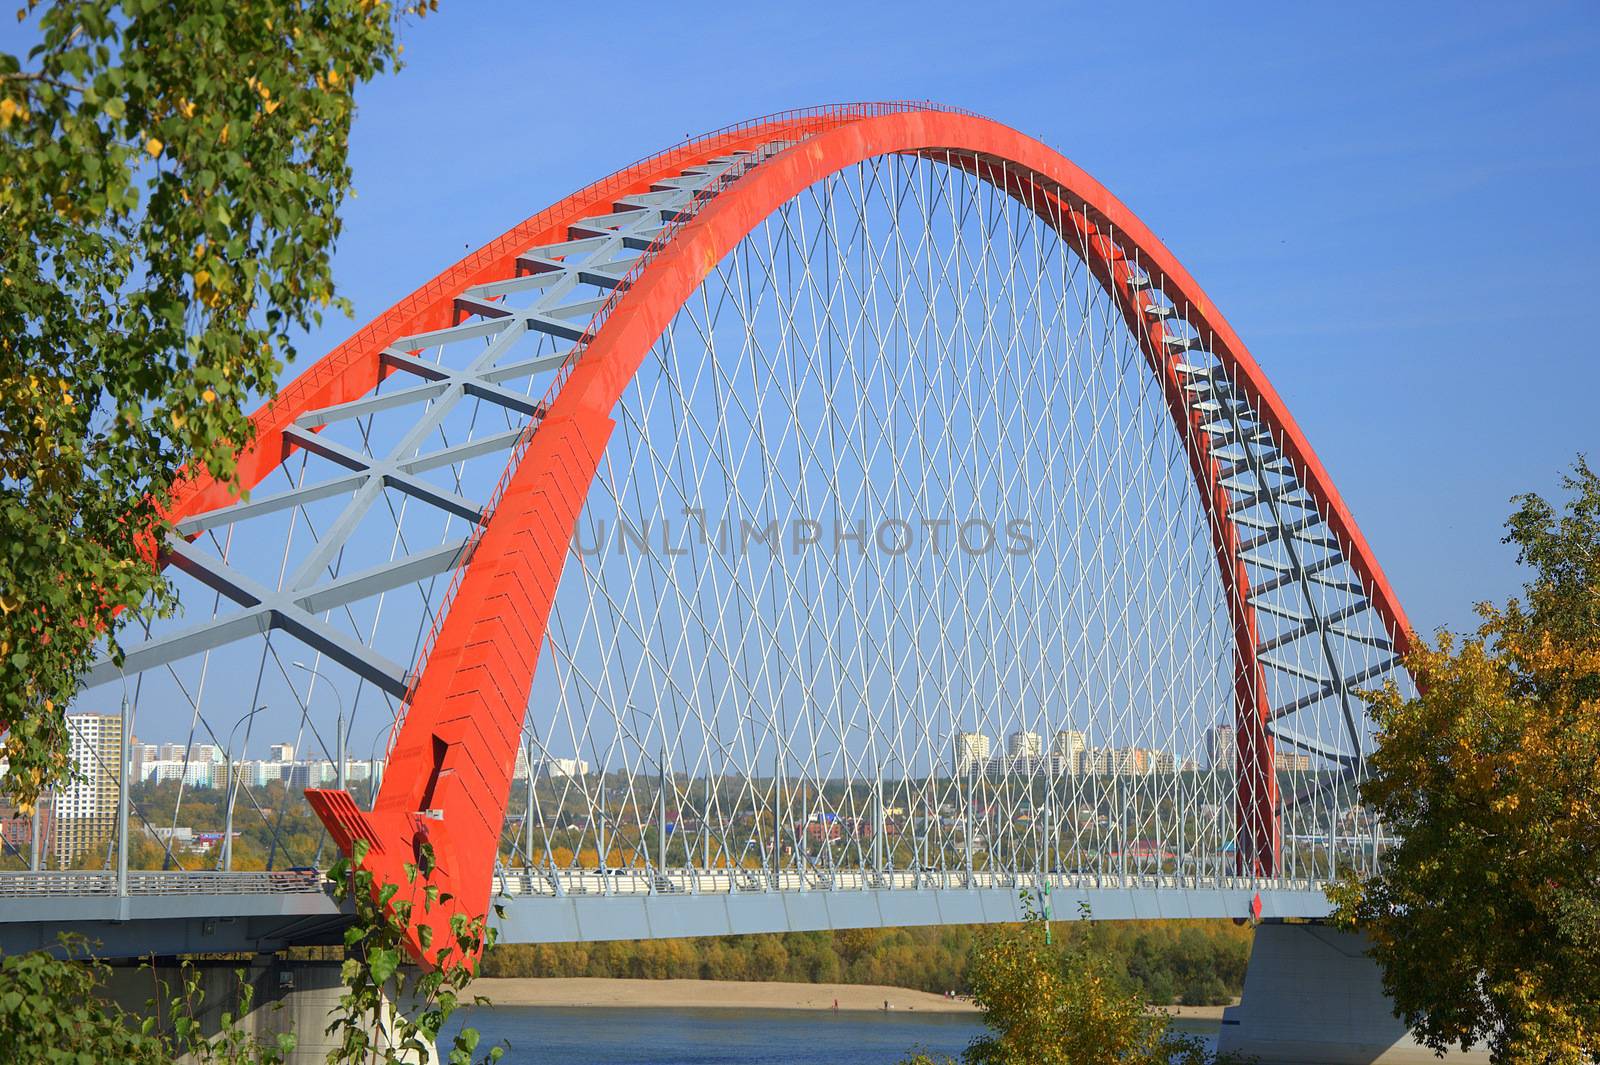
<box><xmin>1218</xmin><ymin>922</ymin><xmax>1489</xmax><ymax>1064</ymax></box>
<box><xmin>103</xmin><ymin>956</ymin><xmax>425</xmax><ymax>1064</ymax></box>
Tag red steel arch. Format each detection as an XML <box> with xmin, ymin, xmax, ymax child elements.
<box><xmin>168</xmin><ymin>105</ymin><xmax>1412</xmax><ymax>966</ymax></box>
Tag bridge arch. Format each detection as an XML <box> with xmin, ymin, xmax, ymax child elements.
<box><xmin>90</xmin><ymin>104</ymin><xmax>1410</xmax><ymax>965</ymax></box>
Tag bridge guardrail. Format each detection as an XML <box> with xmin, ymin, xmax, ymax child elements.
<box><xmin>487</xmin><ymin>868</ymin><xmax>1331</xmax><ymax>900</ymax></box>
<box><xmin>0</xmin><ymin>867</ymin><xmax>1327</xmax><ymax>901</ymax></box>
<box><xmin>0</xmin><ymin>870</ymin><xmax>329</xmax><ymax>898</ymax></box>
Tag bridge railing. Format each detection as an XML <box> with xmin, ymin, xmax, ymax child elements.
<box><xmin>0</xmin><ymin>869</ymin><xmax>329</xmax><ymax>898</ymax></box>
<box><xmin>489</xmin><ymin>867</ymin><xmax>1330</xmax><ymax>900</ymax></box>
<box><xmin>0</xmin><ymin>866</ymin><xmax>1327</xmax><ymax>902</ymax></box>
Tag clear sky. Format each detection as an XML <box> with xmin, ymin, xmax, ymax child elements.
<box><xmin>292</xmin><ymin>0</ymin><xmax>1596</xmax><ymax>640</ymax></box>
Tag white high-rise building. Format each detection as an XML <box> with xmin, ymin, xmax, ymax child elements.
<box><xmin>1006</xmin><ymin>731</ymin><xmax>1043</xmax><ymax>759</ymax></box>
<box><xmin>1050</xmin><ymin>730</ymin><xmax>1086</xmax><ymax>774</ymax></box>
<box><xmin>269</xmin><ymin>743</ymin><xmax>295</xmax><ymax>762</ymax></box>
<box><xmin>141</xmin><ymin>759</ymin><xmax>214</xmax><ymax>788</ymax></box>
<box><xmin>1079</xmin><ymin>746</ymin><xmax>1146</xmax><ymax>776</ymax></box>
<box><xmin>1275</xmin><ymin>750</ymin><xmax>1312</xmax><ymax>772</ymax></box>
<box><xmin>1207</xmin><ymin>724</ymin><xmax>1237</xmax><ymax>772</ymax></box>
<box><xmin>131</xmin><ymin>743</ymin><xmax>159</xmax><ymax>779</ymax></box>
<box><xmin>1107</xmin><ymin>747</ymin><xmax>1140</xmax><ymax>775</ymax></box>
<box><xmin>951</xmin><ymin>731</ymin><xmax>991</xmax><ymax>776</ymax></box>
<box><xmin>56</xmin><ymin>713</ymin><xmax>123</xmax><ymax>868</ymax></box>
<box><xmin>511</xmin><ymin>749</ymin><xmax>590</xmax><ymax>780</ymax></box>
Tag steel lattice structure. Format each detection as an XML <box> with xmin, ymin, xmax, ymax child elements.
<box><xmin>63</xmin><ymin>103</ymin><xmax>1412</xmax><ymax>966</ymax></box>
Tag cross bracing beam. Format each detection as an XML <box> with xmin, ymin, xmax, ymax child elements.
<box><xmin>294</xmin><ymin>540</ymin><xmax>472</xmax><ymax>616</ymax></box>
<box><xmin>1250</xmin><ymin>597</ymin><xmax>1311</xmax><ymax>623</ymax></box>
<box><xmin>1219</xmin><ymin>461</ymin><xmax>1295</xmax><ymax>492</ymax></box>
<box><xmin>1238</xmin><ymin>548</ymin><xmax>1318</xmax><ymax>576</ymax></box>
<box><xmin>1257</xmin><ymin>651</ymin><xmax>1331</xmax><ymax>687</ymax></box>
<box><xmin>1239</xmin><ymin>521</ymin><xmax>1338</xmax><ymax>555</ymax></box>
<box><xmin>1270</xmin><ymin>657</ymin><xmax>1399</xmax><ymax>720</ymax></box>
<box><xmin>1327</xmin><ymin>624</ymin><xmax>1393</xmax><ymax>652</ymax></box>
<box><xmin>82</xmin><ymin>537</ymin><xmax>416</xmax><ymax>696</ymax></box>
<box><xmin>279</xmin><ymin>426</ymin><xmax>486</xmax><ymax>525</ymax></box>
<box><xmin>1206</xmin><ymin>355</ymin><xmax>1393</xmax><ymax>785</ymax></box>
<box><xmin>1227</xmin><ymin>485</ymin><xmax>1316</xmax><ymax>515</ymax></box>
<box><xmin>1257</xmin><ymin>601</ymin><xmax>1370</xmax><ymax>654</ymax></box>
<box><xmin>93</xmin><ymin>149</ymin><xmax>757</xmax><ymax>703</ymax></box>
<box><xmin>177</xmin><ymin>421</ymin><xmax>531</xmax><ymax>539</ymax></box>
<box><xmin>175</xmin><ymin>471</ymin><xmax>370</xmax><ymax>537</ymax></box>
<box><xmin>1204</xmin><ymin>423</ymin><xmax>1277</xmax><ymax>448</ymax></box>
<box><xmin>291</xmin><ymin>345</ymin><xmax>572</xmax><ymax>431</ymax></box>
<box><xmin>1266</xmin><ymin>725</ymin><xmax>1361</xmax><ymax>767</ymax></box>
<box><xmin>379</xmin><ymin>351</ymin><xmax>551</xmax><ymax>418</ymax></box>
<box><xmin>395</xmin><ymin>428</ymin><xmax>527</xmax><ymax>477</ymax></box>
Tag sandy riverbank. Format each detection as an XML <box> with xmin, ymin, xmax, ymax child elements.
<box><xmin>471</xmin><ymin>978</ymin><xmax>1231</xmax><ymax>1020</ymax></box>
<box><xmin>474</xmin><ymin>978</ymin><xmax>976</xmax><ymax>1013</ymax></box>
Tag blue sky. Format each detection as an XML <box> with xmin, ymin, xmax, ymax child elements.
<box><xmin>305</xmin><ymin>0</ymin><xmax>1596</xmax><ymax>639</ymax></box>
<box><xmin>309</xmin><ymin>0</ymin><xmax>1597</xmax><ymax>639</ymax></box>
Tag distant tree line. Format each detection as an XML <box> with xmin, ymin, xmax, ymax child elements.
<box><xmin>482</xmin><ymin>919</ymin><xmax>1252</xmax><ymax>1006</ymax></box>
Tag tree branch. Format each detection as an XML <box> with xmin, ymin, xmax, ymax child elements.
<box><xmin>0</xmin><ymin>70</ymin><xmax>85</xmax><ymax>95</ymax></box>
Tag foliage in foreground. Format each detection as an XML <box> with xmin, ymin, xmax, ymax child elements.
<box><xmin>329</xmin><ymin>838</ymin><xmax>504</xmax><ymax>1065</ymax></box>
<box><xmin>0</xmin><ymin>846</ymin><xmax>504</xmax><ymax>1065</ymax></box>
<box><xmin>0</xmin><ymin>934</ymin><xmax>291</xmax><ymax>1064</ymax></box>
<box><xmin>0</xmin><ymin>0</ymin><xmax>428</xmax><ymax>812</ymax></box>
<box><xmin>899</xmin><ymin>897</ymin><xmax>1244</xmax><ymax>1065</ymax></box>
<box><xmin>483</xmin><ymin>918</ymin><xmax>1251</xmax><ymax>1006</ymax></box>
<box><xmin>1331</xmin><ymin>457</ymin><xmax>1600</xmax><ymax>1065</ymax></box>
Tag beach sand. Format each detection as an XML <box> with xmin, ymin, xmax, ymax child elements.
<box><xmin>473</xmin><ymin>978</ymin><xmax>1231</xmax><ymax>1020</ymax></box>
<box><xmin>475</xmin><ymin>977</ymin><xmax>977</xmax><ymax>1013</ymax></box>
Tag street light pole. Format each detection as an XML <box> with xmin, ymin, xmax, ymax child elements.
<box><xmin>293</xmin><ymin>661</ymin><xmax>346</xmax><ymax>791</ymax></box>
<box><xmin>117</xmin><ymin>695</ymin><xmax>130</xmax><ymax>897</ymax></box>
<box><xmin>658</xmin><ymin>742</ymin><xmax>668</xmax><ymax>878</ymax></box>
<box><xmin>220</xmin><ymin>704</ymin><xmax>266</xmax><ymax>872</ymax></box>
<box><xmin>29</xmin><ymin>796</ymin><xmax>42</xmax><ymax>872</ymax></box>
<box><xmin>523</xmin><ymin>744</ymin><xmax>536</xmax><ymax>869</ymax></box>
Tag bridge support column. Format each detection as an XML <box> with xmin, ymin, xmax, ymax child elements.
<box><xmin>1218</xmin><ymin>923</ymin><xmax>1488</xmax><ymax>1064</ymax></box>
<box><xmin>103</xmin><ymin>956</ymin><xmax>424</xmax><ymax>1064</ymax></box>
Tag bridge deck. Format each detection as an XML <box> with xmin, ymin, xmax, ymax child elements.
<box><xmin>0</xmin><ymin>870</ymin><xmax>1331</xmax><ymax>957</ymax></box>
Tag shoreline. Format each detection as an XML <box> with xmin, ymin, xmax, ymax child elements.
<box><xmin>471</xmin><ymin>978</ymin><xmax>1229</xmax><ymax>1020</ymax></box>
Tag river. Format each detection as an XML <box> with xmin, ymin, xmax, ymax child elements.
<box><xmin>441</xmin><ymin>1006</ymin><xmax>1220</xmax><ymax>1064</ymax></box>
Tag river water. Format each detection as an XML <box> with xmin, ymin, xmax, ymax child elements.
<box><xmin>441</xmin><ymin>1006</ymin><xmax>1220</xmax><ymax>1064</ymax></box>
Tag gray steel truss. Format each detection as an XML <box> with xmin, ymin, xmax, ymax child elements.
<box><xmin>83</xmin><ymin>151</ymin><xmax>766</xmax><ymax>693</ymax></box>
<box><xmin>1166</xmin><ymin>346</ymin><xmax>1400</xmax><ymax>781</ymax></box>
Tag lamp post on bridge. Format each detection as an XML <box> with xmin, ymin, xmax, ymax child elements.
<box><xmin>292</xmin><ymin>661</ymin><xmax>345</xmax><ymax>792</ymax></box>
<box><xmin>658</xmin><ymin>741</ymin><xmax>669</xmax><ymax>880</ymax></box>
<box><xmin>220</xmin><ymin>704</ymin><xmax>267</xmax><ymax>872</ymax></box>
<box><xmin>117</xmin><ymin>694</ymin><xmax>130</xmax><ymax>898</ymax></box>
<box><xmin>29</xmin><ymin>793</ymin><xmax>43</xmax><ymax>871</ymax></box>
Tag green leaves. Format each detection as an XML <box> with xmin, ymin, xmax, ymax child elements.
<box><xmin>921</xmin><ymin>898</ymin><xmax>1243</xmax><ymax>1065</ymax></box>
<box><xmin>367</xmin><ymin>947</ymin><xmax>401</xmax><ymax>989</ymax></box>
<box><xmin>0</xmin><ymin>935</ymin><xmax>290</xmax><ymax>1063</ymax></box>
<box><xmin>0</xmin><ymin>0</ymin><xmax>419</xmax><ymax>808</ymax></box>
<box><xmin>324</xmin><ymin>843</ymin><xmax>500</xmax><ymax>1064</ymax></box>
<box><xmin>1336</xmin><ymin>457</ymin><xmax>1600</xmax><ymax>1064</ymax></box>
